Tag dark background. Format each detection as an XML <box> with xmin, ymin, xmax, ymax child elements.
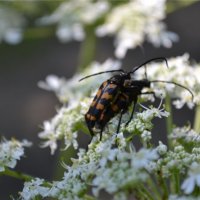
<box><xmin>0</xmin><ymin>2</ymin><xmax>199</xmax><ymax>199</ymax></box>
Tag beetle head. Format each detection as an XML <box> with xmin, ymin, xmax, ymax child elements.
<box><xmin>111</xmin><ymin>72</ymin><xmax>131</xmax><ymax>85</ymax></box>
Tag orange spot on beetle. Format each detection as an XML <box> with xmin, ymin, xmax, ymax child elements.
<box><xmin>96</xmin><ymin>103</ymin><xmax>104</xmax><ymax>110</ymax></box>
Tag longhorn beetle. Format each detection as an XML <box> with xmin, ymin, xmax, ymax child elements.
<box><xmin>80</xmin><ymin>58</ymin><xmax>194</xmax><ymax>140</ymax></box>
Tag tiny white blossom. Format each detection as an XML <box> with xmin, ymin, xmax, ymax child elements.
<box><xmin>157</xmin><ymin>141</ymin><xmax>167</xmax><ymax>155</ymax></box>
<box><xmin>141</xmin><ymin>130</ymin><xmax>152</xmax><ymax>142</ymax></box>
<box><xmin>131</xmin><ymin>148</ymin><xmax>158</xmax><ymax>170</ymax></box>
<box><xmin>171</xmin><ymin>127</ymin><xmax>200</xmax><ymax>145</ymax></box>
<box><xmin>0</xmin><ymin>138</ymin><xmax>31</xmax><ymax>172</ymax></box>
<box><xmin>124</xmin><ymin>104</ymin><xmax>169</xmax><ymax>135</ymax></box>
<box><xmin>181</xmin><ymin>162</ymin><xmax>200</xmax><ymax>194</ymax></box>
<box><xmin>38</xmin><ymin>105</ymin><xmax>81</xmax><ymax>154</ymax></box>
<box><xmin>38</xmin><ymin>75</ymin><xmax>64</xmax><ymax>91</ymax></box>
<box><xmin>20</xmin><ymin>178</ymin><xmax>49</xmax><ymax>200</ymax></box>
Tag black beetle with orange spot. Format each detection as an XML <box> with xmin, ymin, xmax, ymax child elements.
<box><xmin>80</xmin><ymin>58</ymin><xmax>193</xmax><ymax>140</ymax></box>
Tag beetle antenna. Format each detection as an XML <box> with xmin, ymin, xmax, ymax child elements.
<box><xmin>131</xmin><ymin>57</ymin><xmax>168</xmax><ymax>74</ymax></box>
<box><xmin>151</xmin><ymin>80</ymin><xmax>194</xmax><ymax>101</ymax></box>
<box><xmin>79</xmin><ymin>69</ymin><xmax>124</xmax><ymax>81</ymax></box>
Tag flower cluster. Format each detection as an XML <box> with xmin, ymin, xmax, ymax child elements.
<box><xmin>20</xmin><ymin>67</ymin><xmax>200</xmax><ymax>199</ymax></box>
<box><xmin>20</xmin><ymin>127</ymin><xmax>200</xmax><ymax>199</ymax></box>
<box><xmin>38</xmin><ymin>0</ymin><xmax>109</xmax><ymax>42</ymax></box>
<box><xmin>38</xmin><ymin>0</ymin><xmax>177</xmax><ymax>58</ymax></box>
<box><xmin>20</xmin><ymin>178</ymin><xmax>49</xmax><ymax>200</ymax></box>
<box><xmin>38</xmin><ymin>103</ymin><xmax>84</xmax><ymax>155</ymax></box>
<box><xmin>20</xmin><ymin>136</ymin><xmax>158</xmax><ymax>200</ymax></box>
<box><xmin>0</xmin><ymin>5</ymin><xmax>25</xmax><ymax>44</ymax></box>
<box><xmin>134</xmin><ymin>53</ymin><xmax>200</xmax><ymax>108</ymax></box>
<box><xmin>171</xmin><ymin>126</ymin><xmax>200</xmax><ymax>147</ymax></box>
<box><xmin>20</xmin><ymin>105</ymin><xmax>169</xmax><ymax>200</ymax></box>
<box><xmin>123</xmin><ymin>103</ymin><xmax>169</xmax><ymax>134</ymax></box>
<box><xmin>181</xmin><ymin>162</ymin><xmax>200</xmax><ymax>194</ymax></box>
<box><xmin>96</xmin><ymin>0</ymin><xmax>178</xmax><ymax>58</ymax></box>
<box><xmin>154</xmin><ymin>144</ymin><xmax>195</xmax><ymax>177</ymax></box>
<box><xmin>0</xmin><ymin>138</ymin><xmax>31</xmax><ymax>172</ymax></box>
<box><xmin>121</xmin><ymin>103</ymin><xmax>169</xmax><ymax>146</ymax></box>
<box><xmin>152</xmin><ymin>134</ymin><xmax>200</xmax><ymax>197</ymax></box>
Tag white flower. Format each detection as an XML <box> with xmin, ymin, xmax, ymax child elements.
<box><xmin>146</xmin><ymin>22</ymin><xmax>179</xmax><ymax>48</ymax></box>
<box><xmin>157</xmin><ymin>141</ymin><xmax>167</xmax><ymax>155</ymax></box>
<box><xmin>181</xmin><ymin>162</ymin><xmax>200</xmax><ymax>194</ymax></box>
<box><xmin>38</xmin><ymin>105</ymin><xmax>81</xmax><ymax>154</ymax></box>
<box><xmin>0</xmin><ymin>138</ymin><xmax>31</xmax><ymax>172</ymax></box>
<box><xmin>38</xmin><ymin>0</ymin><xmax>109</xmax><ymax>42</ymax></box>
<box><xmin>96</xmin><ymin>0</ymin><xmax>178</xmax><ymax>58</ymax></box>
<box><xmin>141</xmin><ymin>130</ymin><xmax>152</xmax><ymax>142</ymax></box>
<box><xmin>92</xmin><ymin>160</ymin><xmax>147</xmax><ymax>197</ymax></box>
<box><xmin>171</xmin><ymin>127</ymin><xmax>200</xmax><ymax>144</ymax></box>
<box><xmin>0</xmin><ymin>6</ymin><xmax>25</xmax><ymax>44</ymax></box>
<box><xmin>47</xmin><ymin>170</ymin><xmax>87</xmax><ymax>200</ymax></box>
<box><xmin>20</xmin><ymin>178</ymin><xmax>49</xmax><ymax>200</ymax></box>
<box><xmin>38</xmin><ymin>75</ymin><xmax>65</xmax><ymax>91</ymax></box>
<box><xmin>124</xmin><ymin>103</ymin><xmax>169</xmax><ymax>135</ymax></box>
<box><xmin>131</xmin><ymin>148</ymin><xmax>158</xmax><ymax>169</ymax></box>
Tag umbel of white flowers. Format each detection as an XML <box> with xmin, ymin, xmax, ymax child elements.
<box><xmin>38</xmin><ymin>0</ymin><xmax>178</xmax><ymax>58</ymax></box>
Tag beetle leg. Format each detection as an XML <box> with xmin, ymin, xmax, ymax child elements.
<box><xmin>117</xmin><ymin>110</ymin><xmax>124</xmax><ymax>133</ymax></box>
<box><xmin>125</xmin><ymin>98</ymin><xmax>137</xmax><ymax>127</ymax></box>
<box><xmin>100</xmin><ymin>129</ymin><xmax>103</xmax><ymax>141</ymax></box>
<box><xmin>85</xmin><ymin>115</ymin><xmax>95</xmax><ymax>138</ymax></box>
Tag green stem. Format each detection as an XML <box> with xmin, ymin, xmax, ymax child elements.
<box><xmin>78</xmin><ymin>25</ymin><xmax>97</xmax><ymax>72</ymax></box>
<box><xmin>147</xmin><ymin>176</ymin><xmax>162</xmax><ymax>200</ymax></box>
<box><xmin>1</xmin><ymin>168</ymin><xmax>33</xmax><ymax>182</ymax></box>
<box><xmin>137</xmin><ymin>184</ymin><xmax>155</xmax><ymax>200</ymax></box>
<box><xmin>165</xmin><ymin>94</ymin><xmax>173</xmax><ymax>148</ymax></box>
<box><xmin>53</xmin><ymin>146</ymin><xmax>76</xmax><ymax>179</ymax></box>
<box><xmin>157</xmin><ymin>171</ymin><xmax>169</xmax><ymax>200</ymax></box>
<box><xmin>172</xmin><ymin>171</ymin><xmax>180</xmax><ymax>194</ymax></box>
<box><xmin>194</xmin><ymin>105</ymin><xmax>200</xmax><ymax>132</ymax></box>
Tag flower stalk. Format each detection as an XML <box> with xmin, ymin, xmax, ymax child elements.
<box><xmin>157</xmin><ymin>171</ymin><xmax>169</xmax><ymax>200</ymax></box>
<box><xmin>194</xmin><ymin>105</ymin><xmax>200</xmax><ymax>132</ymax></box>
<box><xmin>165</xmin><ymin>94</ymin><xmax>173</xmax><ymax>148</ymax></box>
<box><xmin>138</xmin><ymin>184</ymin><xmax>155</xmax><ymax>200</ymax></box>
<box><xmin>1</xmin><ymin>168</ymin><xmax>33</xmax><ymax>182</ymax></box>
<box><xmin>79</xmin><ymin>25</ymin><xmax>97</xmax><ymax>72</ymax></box>
<box><xmin>173</xmin><ymin>171</ymin><xmax>180</xmax><ymax>194</ymax></box>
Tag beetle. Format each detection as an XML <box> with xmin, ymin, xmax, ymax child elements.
<box><xmin>80</xmin><ymin>58</ymin><xmax>194</xmax><ymax>140</ymax></box>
